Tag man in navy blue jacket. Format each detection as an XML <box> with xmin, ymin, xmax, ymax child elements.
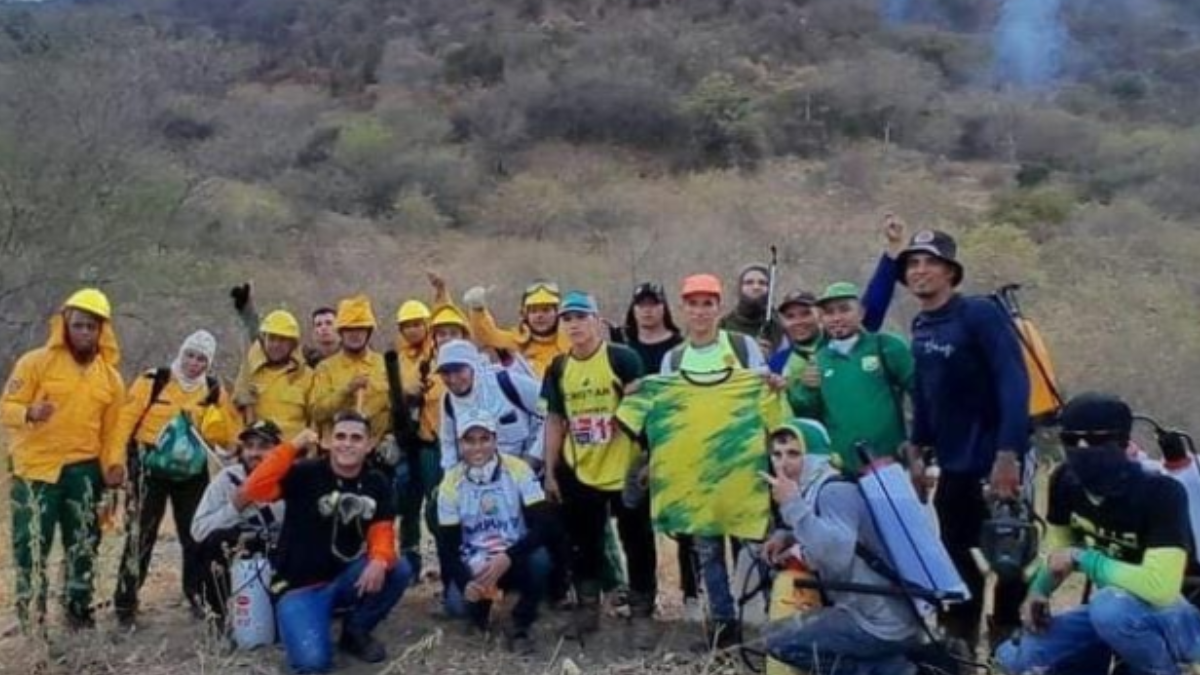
<box><xmin>899</xmin><ymin>229</ymin><xmax>1031</xmax><ymax>651</ymax></box>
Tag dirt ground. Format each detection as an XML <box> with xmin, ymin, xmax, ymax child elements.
<box><xmin>0</xmin><ymin>467</ymin><xmax>1082</xmax><ymax>675</ymax></box>
<box><xmin>0</xmin><ymin>481</ymin><xmax>745</xmax><ymax>675</ymax></box>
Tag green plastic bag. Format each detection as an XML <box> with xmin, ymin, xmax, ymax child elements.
<box><xmin>144</xmin><ymin>413</ymin><xmax>209</xmax><ymax>481</ymax></box>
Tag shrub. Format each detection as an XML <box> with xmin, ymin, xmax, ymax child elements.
<box><xmin>680</xmin><ymin>73</ymin><xmax>767</xmax><ymax>170</ymax></box>
<box><xmin>443</xmin><ymin>39</ymin><xmax>505</xmax><ymax>86</ymax></box>
<box><xmin>988</xmin><ymin>187</ymin><xmax>1076</xmax><ymax>241</ymax></box>
<box><xmin>472</xmin><ymin>175</ymin><xmax>584</xmax><ymax>239</ymax></box>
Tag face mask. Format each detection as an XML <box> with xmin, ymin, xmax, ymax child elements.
<box><xmin>1065</xmin><ymin>442</ymin><xmax>1136</xmax><ymax>498</ymax></box>
<box><xmin>828</xmin><ymin>335</ymin><xmax>859</xmax><ymax>356</ymax></box>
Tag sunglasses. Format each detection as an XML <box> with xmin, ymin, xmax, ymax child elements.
<box><xmin>1059</xmin><ymin>430</ymin><xmax>1123</xmax><ymax>447</ymax></box>
<box><xmin>770</xmin><ymin>449</ymin><xmax>804</xmax><ymax>459</ymax></box>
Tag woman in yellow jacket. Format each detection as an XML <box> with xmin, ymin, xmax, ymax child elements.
<box><xmin>233</xmin><ymin>309</ymin><xmax>314</xmax><ymax>439</ymax></box>
<box><xmin>110</xmin><ymin>329</ymin><xmax>239</xmax><ymax>625</ymax></box>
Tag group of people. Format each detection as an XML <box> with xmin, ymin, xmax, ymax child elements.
<box><xmin>6</xmin><ymin>217</ymin><xmax>1200</xmax><ymax>675</ymax></box>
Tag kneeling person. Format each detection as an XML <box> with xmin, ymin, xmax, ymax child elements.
<box><xmin>761</xmin><ymin>423</ymin><xmax>923</xmax><ymax>674</ymax></box>
<box><xmin>191</xmin><ymin>420</ymin><xmax>287</xmax><ymax>626</ymax></box>
<box><xmin>996</xmin><ymin>393</ymin><xmax>1200</xmax><ymax>674</ymax></box>
<box><xmin>234</xmin><ymin>413</ymin><xmax>411</xmax><ymax>673</ymax></box>
<box><xmin>438</xmin><ymin>410</ymin><xmax>552</xmax><ymax>654</ymax></box>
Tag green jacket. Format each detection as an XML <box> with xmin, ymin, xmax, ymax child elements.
<box><xmin>787</xmin><ymin>331</ymin><xmax>913</xmax><ymax>473</ymax></box>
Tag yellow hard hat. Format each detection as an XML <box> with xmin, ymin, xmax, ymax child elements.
<box><xmin>396</xmin><ymin>300</ymin><xmax>432</xmax><ymax>324</ymax></box>
<box><xmin>335</xmin><ymin>294</ymin><xmax>378</xmax><ymax>330</ymax></box>
<box><xmin>63</xmin><ymin>288</ymin><xmax>112</xmax><ymax>321</ymax></box>
<box><xmin>523</xmin><ymin>287</ymin><xmax>561</xmax><ymax>308</ymax></box>
<box><xmin>260</xmin><ymin>310</ymin><xmax>301</xmax><ymax>339</ymax></box>
<box><xmin>430</xmin><ymin>306</ymin><xmax>469</xmax><ymax>332</ymax></box>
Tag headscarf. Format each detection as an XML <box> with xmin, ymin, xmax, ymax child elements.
<box><xmin>172</xmin><ymin>330</ymin><xmax>217</xmax><ymax>392</ymax></box>
<box><xmin>440</xmin><ymin>341</ymin><xmax>522</xmax><ymax>427</ymax></box>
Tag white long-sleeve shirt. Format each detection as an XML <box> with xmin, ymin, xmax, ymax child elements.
<box><xmin>191</xmin><ymin>463</ymin><xmax>285</xmax><ymax>543</ymax></box>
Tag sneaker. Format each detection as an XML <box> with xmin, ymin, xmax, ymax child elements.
<box><xmin>682</xmin><ymin>597</ymin><xmax>705</xmax><ymax>624</ymax></box>
<box><xmin>339</xmin><ymin>630</ymin><xmax>387</xmax><ymax>664</ymax></box>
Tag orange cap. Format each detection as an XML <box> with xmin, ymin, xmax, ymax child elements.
<box><xmin>681</xmin><ymin>274</ymin><xmax>723</xmax><ymax>299</ymax></box>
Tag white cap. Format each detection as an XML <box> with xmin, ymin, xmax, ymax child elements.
<box><xmin>437</xmin><ymin>339</ymin><xmax>479</xmax><ymax>372</ymax></box>
<box><xmin>457</xmin><ymin>409</ymin><xmax>497</xmax><ymax>438</ymax></box>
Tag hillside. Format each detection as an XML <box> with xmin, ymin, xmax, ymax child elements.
<box><xmin>1</xmin><ymin>0</ymin><xmax>1200</xmax><ymax>433</ymax></box>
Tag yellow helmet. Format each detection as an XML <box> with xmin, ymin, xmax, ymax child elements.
<box><xmin>63</xmin><ymin>288</ymin><xmax>112</xmax><ymax>321</ymax></box>
<box><xmin>522</xmin><ymin>281</ymin><xmax>561</xmax><ymax>308</ymax></box>
<box><xmin>396</xmin><ymin>300</ymin><xmax>432</xmax><ymax>324</ymax></box>
<box><xmin>430</xmin><ymin>306</ymin><xmax>469</xmax><ymax>332</ymax></box>
<box><xmin>335</xmin><ymin>294</ymin><xmax>378</xmax><ymax>330</ymax></box>
<box><xmin>260</xmin><ymin>310</ymin><xmax>301</xmax><ymax>339</ymax></box>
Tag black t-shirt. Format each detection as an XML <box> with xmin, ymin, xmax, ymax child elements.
<box><xmin>273</xmin><ymin>460</ymin><xmax>397</xmax><ymax>589</ymax></box>
<box><xmin>610</xmin><ymin>326</ymin><xmax>683</xmax><ymax>373</ymax></box>
<box><xmin>1048</xmin><ymin>464</ymin><xmax>1193</xmax><ymax>565</ymax></box>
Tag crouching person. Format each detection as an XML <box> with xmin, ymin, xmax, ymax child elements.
<box><xmin>438</xmin><ymin>410</ymin><xmax>553</xmax><ymax>655</ymax></box>
<box><xmin>996</xmin><ymin>393</ymin><xmax>1200</xmax><ymax>674</ymax></box>
<box><xmin>191</xmin><ymin>420</ymin><xmax>286</xmax><ymax>630</ymax></box>
<box><xmin>760</xmin><ymin>421</ymin><xmax>924</xmax><ymax>675</ymax></box>
<box><xmin>234</xmin><ymin>412</ymin><xmax>412</xmax><ymax>673</ymax></box>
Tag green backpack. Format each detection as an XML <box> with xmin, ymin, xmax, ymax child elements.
<box><xmin>136</xmin><ymin>368</ymin><xmax>219</xmax><ymax>481</ymax></box>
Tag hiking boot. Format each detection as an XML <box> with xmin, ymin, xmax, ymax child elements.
<box><xmin>340</xmin><ymin>630</ymin><xmax>387</xmax><ymax>664</ymax></box>
<box><xmin>609</xmin><ymin>586</ymin><xmax>631</xmax><ymax>618</ymax></box>
<box><xmin>506</xmin><ymin>626</ymin><xmax>536</xmax><ymax>656</ymax></box>
<box><xmin>630</xmin><ymin>616</ymin><xmax>657</xmax><ymax>651</ymax></box>
<box><xmin>115</xmin><ymin>608</ymin><xmax>138</xmax><ymax>631</ymax></box>
<box><xmin>65</xmin><ymin>609</ymin><xmax>95</xmax><ymax>632</ymax></box>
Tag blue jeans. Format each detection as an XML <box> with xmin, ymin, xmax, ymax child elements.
<box><xmin>764</xmin><ymin>605</ymin><xmax>917</xmax><ymax>675</ymax></box>
<box><xmin>695</xmin><ymin>537</ymin><xmax>736</xmax><ymax>621</ymax></box>
<box><xmin>996</xmin><ymin>588</ymin><xmax>1200</xmax><ymax>675</ymax></box>
<box><xmin>277</xmin><ymin>556</ymin><xmax>413</xmax><ymax>673</ymax></box>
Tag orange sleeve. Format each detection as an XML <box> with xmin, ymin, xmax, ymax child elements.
<box><xmin>367</xmin><ymin>520</ymin><xmax>398</xmax><ymax>567</ymax></box>
<box><xmin>240</xmin><ymin>442</ymin><xmax>299</xmax><ymax>503</ymax></box>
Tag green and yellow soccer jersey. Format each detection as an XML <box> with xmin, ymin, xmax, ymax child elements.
<box><xmin>616</xmin><ymin>369</ymin><xmax>786</xmax><ymax>539</ymax></box>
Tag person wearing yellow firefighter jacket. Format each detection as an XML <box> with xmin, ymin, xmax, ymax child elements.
<box><xmin>462</xmin><ymin>280</ymin><xmax>571</xmax><ymax>378</ymax></box>
<box><xmin>233</xmin><ymin>309</ymin><xmax>315</xmax><ymax>440</ymax></box>
<box><xmin>310</xmin><ymin>295</ymin><xmax>390</xmax><ymax>447</ymax></box>
<box><xmin>2</xmin><ymin>289</ymin><xmax>126</xmax><ymax>631</ymax></box>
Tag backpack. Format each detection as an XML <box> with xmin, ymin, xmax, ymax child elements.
<box><xmin>991</xmin><ymin>285</ymin><xmax>1064</xmax><ymax>425</ymax></box>
<box><xmin>442</xmin><ymin>370</ymin><xmax>533</xmax><ymax>425</ymax></box>
<box><xmin>667</xmin><ymin>330</ymin><xmax>751</xmax><ymax>373</ymax></box>
<box><xmin>136</xmin><ymin>368</ymin><xmax>220</xmax><ymax>481</ymax></box>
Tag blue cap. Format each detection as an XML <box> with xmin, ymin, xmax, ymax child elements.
<box><xmin>558</xmin><ymin>291</ymin><xmax>598</xmax><ymax>316</ymax></box>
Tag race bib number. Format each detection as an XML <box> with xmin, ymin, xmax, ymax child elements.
<box><xmin>571</xmin><ymin>414</ymin><xmax>616</xmax><ymax>446</ymax></box>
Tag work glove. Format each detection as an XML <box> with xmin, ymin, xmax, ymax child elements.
<box><xmin>230</xmin><ymin>283</ymin><xmax>252</xmax><ymax>312</ymax></box>
<box><xmin>463</xmin><ymin>286</ymin><xmax>488</xmax><ymax>310</ymax></box>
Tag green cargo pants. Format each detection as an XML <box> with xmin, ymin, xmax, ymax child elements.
<box><xmin>11</xmin><ymin>460</ymin><xmax>103</xmax><ymax>624</ymax></box>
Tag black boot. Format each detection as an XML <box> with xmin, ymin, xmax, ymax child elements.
<box><xmin>339</xmin><ymin>629</ymin><xmax>387</xmax><ymax>663</ymax></box>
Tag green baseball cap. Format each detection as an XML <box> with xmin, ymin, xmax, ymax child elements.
<box><xmin>817</xmin><ymin>281</ymin><xmax>860</xmax><ymax>306</ymax></box>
